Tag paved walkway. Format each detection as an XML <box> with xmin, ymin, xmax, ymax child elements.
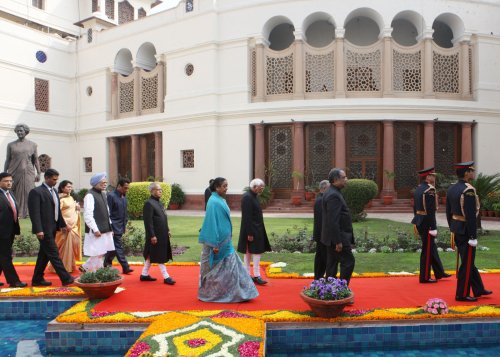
<box><xmin>168</xmin><ymin>209</ymin><xmax>500</xmax><ymax>230</ymax></box>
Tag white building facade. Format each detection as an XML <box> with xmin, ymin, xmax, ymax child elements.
<box><xmin>1</xmin><ymin>0</ymin><xmax>499</xmax><ymax>208</ymax></box>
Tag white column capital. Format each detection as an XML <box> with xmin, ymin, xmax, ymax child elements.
<box><xmin>335</xmin><ymin>28</ymin><xmax>345</xmax><ymax>39</ymax></box>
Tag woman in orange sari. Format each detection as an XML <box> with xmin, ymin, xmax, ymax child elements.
<box><xmin>48</xmin><ymin>180</ymin><xmax>81</xmax><ymax>273</ymax></box>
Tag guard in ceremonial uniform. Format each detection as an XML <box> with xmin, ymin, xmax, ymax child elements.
<box><xmin>446</xmin><ymin>161</ymin><xmax>493</xmax><ymax>302</ymax></box>
<box><xmin>411</xmin><ymin>167</ymin><xmax>450</xmax><ymax>283</ymax></box>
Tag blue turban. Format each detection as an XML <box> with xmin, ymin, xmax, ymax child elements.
<box><xmin>90</xmin><ymin>172</ymin><xmax>107</xmax><ymax>187</ymax></box>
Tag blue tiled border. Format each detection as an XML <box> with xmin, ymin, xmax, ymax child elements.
<box><xmin>266</xmin><ymin>321</ymin><xmax>500</xmax><ymax>354</ymax></box>
<box><xmin>0</xmin><ymin>299</ymin><xmax>81</xmax><ymax>320</ymax></box>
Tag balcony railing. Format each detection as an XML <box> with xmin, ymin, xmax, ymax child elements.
<box><xmin>250</xmin><ymin>37</ymin><xmax>472</xmax><ymax>102</ymax></box>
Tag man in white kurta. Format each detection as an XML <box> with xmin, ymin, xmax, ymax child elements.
<box><xmin>81</xmin><ymin>173</ymin><xmax>115</xmax><ymax>272</ymax></box>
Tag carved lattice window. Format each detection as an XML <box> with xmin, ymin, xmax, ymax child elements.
<box><xmin>34</xmin><ymin>78</ymin><xmax>49</xmax><ymax>112</ymax></box>
<box><xmin>119</xmin><ymin>81</ymin><xmax>135</xmax><ymax>113</ymax></box>
<box><xmin>345</xmin><ymin>50</ymin><xmax>381</xmax><ymax>91</ymax></box>
<box><xmin>393</xmin><ymin>50</ymin><xmax>421</xmax><ymax>92</ymax></box>
<box><xmin>251</xmin><ymin>50</ymin><xmax>256</xmax><ymax>97</ymax></box>
<box><xmin>84</xmin><ymin>157</ymin><xmax>93</xmax><ymax>173</ymax></box>
<box><xmin>266</xmin><ymin>54</ymin><xmax>294</xmax><ymax>95</ymax></box>
<box><xmin>105</xmin><ymin>0</ymin><xmax>114</xmax><ymax>20</ymax></box>
<box><xmin>434</xmin><ymin>124</ymin><xmax>457</xmax><ymax>176</ymax></box>
<box><xmin>307</xmin><ymin>125</ymin><xmax>333</xmax><ymax>186</ymax></box>
<box><xmin>347</xmin><ymin>124</ymin><xmax>379</xmax><ymax>180</ymax></box>
<box><xmin>141</xmin><ymin>75</ymin><xmax>158</xmax><ymax>110</ymax></box>
<box><xmin>269</xmin><ymin>127</ymin><xmax>293</xmax><ymax>189</ymax></box>
<box><xmin>305</xmin><ymin>51</ymin><xmax>334</xmax><ymax>93</ymax></box>
<box><xmin>92</xmin><ymin>0</ymin><xmax>98</xmax><ymax>12</ymax></box>
<box><xmin>38</xmin><ymin>154</ymin><xmax>51</xmax><ymax>173</ymax></box>
<box><xmin>119</xmin><ymin>1</ymin><xmax>134</xmax><ymax>24</ymax></box>
<box><xmin>87</xmin><ymin>28</ymin><xmax>93</xmax><ymax>43</ymax></box>
<box><xmin>433</xmin><ymin>52</ymin><xmax>459</xmax><ymax>93</ymax></box>
<box><xmin>138</xmin><ymin>8</ymin><xmax>146</xmax><ymax>19</ymax></box>
<box><xmin>395</xmin><ymin>123</ymin><xmax>418</xmax><ymax>190</ymax></box>
<box><xmin>186</xmin><ymin>0</ymin><xmax>194</xmax><ymax>12</ymax></box>
<box><xmin>181</xmin><ymin>150</ymin><xmax>194</xmax><ymax>168</ymax></box>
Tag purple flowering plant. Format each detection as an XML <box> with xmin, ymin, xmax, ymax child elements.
<box><xmin>423</xmin><ymin>298</ymin><xmax>448</xmax><ymax>315</ymax></box>
<box><xmin>303</xmin><ymin>277</ymin><xmax>352</xmax><ymax>301</ymax></box>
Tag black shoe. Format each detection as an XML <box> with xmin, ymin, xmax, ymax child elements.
<box><xmin>10</xmin><ymin>282</ymin><xmax>27</xmax><ymax>288</ymax></box>
<box><xmin>123</xmin><ymin>268</ymin><xmax>134</xmax><ymax>275</ymax></box>
<box><xmin>78</xmin><ymin>266</ymin><xmax>86</xmax><ymax>273</ymax></box>
<box><xmin>32</xmin><ymin>280</ymin><xmax>52</xmax><ymax>287</ymax></box>
<box><xmin>164</xmin><ymin>277</ymin><xmax>176</xmax><ymax>285</ymax></box>
<box><xmin>437</xmin><ymin>273</ymin><xmax>452</xmax><ymax>279</ymax></box>
<box><xmin>420</xmin><ymin>279</ymin><xmax>437</xmax><ymax>284</ymax></box>
<box><xmin>140</xmin><ymin>275</ymin><xmax>157</xmax><ymax>282</ymax></box>
<box><xmin>475</xmin><ymin>290</ymin><xmax>493</xmax><ymax>297</ymax></box>
<box><xmin>252</xmin><ymin>276</ymin><xmax>268</xmax><ymax>285</ymax></box>
<box><xmin>455</xmin><ymin>296</ymin><xmax>478</xmax><ymax>302</ymax></box>
<box><xmin>62</xmin><ymin>277</ymin><xmax>75</xmax><ymax>286</ymax></box>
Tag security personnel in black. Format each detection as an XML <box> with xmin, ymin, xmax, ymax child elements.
<box><xmin>446</xmin><ymin>161</ymin><xmax>492</xmax><ymax>301</ymax></box>
<box><xmin>411</xmin><ymin>167</ymin><xmax>449</xmax><ymax>283</ymax></box>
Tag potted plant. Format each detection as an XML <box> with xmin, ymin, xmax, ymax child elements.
<box><xmin>382</xmin><ymin>170</ymin><xmax>395</xmax><ymax>205</ymax></box>
<box><xmin>169</xmin><ymin>183</ymin><xmax>185</xmax><ymax>210</ymax></box>
<box><xmin>243</xmin><ymin>185</ymin><xmax>272</xmax><ymax>208</ymax></box>
<box><xmin>304</xmin><ymin>184</ymin><xmax>317</xmax><ymax>201</ymax></box>
<box><xmin>74</xmin><ymin>267</ymin><xmax>123</xmax><ymax>299</ymax></box>
<box><xmin>300</xmin><ymin>277</ymin><xmax>354</xmax><ymax>318</ymax></box>
<box><xmin>291</xmin><ymin>170</ymin><xmax>304</xmax><ymax>206</ymax></box>
<box><xmin>493</xmin><ymin>202</ymin><xmax>500</xmax><ymax>218</ymax></box>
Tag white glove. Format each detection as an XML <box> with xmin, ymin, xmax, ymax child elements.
<box><xmin>468</xmin><ymin>239</ymin><xmax>478</xmax><ymax>247</ymax></box>
<box><xmin>429</xmin><ymin>230</ymin><xmax>437</xmax><ymax>237</ymax></box>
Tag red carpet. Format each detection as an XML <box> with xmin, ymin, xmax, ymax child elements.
<box><xmin>10</xmin><ymin>265</ymin><xmax>499</xmax><ymax>312</ymax></box>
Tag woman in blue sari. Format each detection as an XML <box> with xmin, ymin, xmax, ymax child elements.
<box><xmin>198</xmin><ymin>177</ymin><xmax>259</xmax><ymax>302</ymax></box>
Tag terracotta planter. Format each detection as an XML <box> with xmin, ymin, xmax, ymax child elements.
<box><xmin>495</xmin><ymin>211</ymin><xmax>500</xmax><ymax>218</ymax></box>
<box><xmin>300</xmin><ymin>291</ymin><xmax>354</xmax><ymax>318</ymax></box>
<box><xmin>74</xmin><ymin>277</ymin><xmax>123</xmax><ymax>299</ymax></box>
<box><xmin>291</xmin><ymin>195</ymin><xmax>302</xmax><ymax>206</ymax></box>
<box><xmin>382</xmin><ymin>195</ymin><xmax>393</xmax><ymax>205</ymax></box>
<box><xmin>169</xmin><ymin>203</ymin><xmax>180</xmax><ymax>210</ymax></box>
<box><xmin>305</xmin><ymin>192</ymin><xmax>315</xmax><ymax>201</ymax></box>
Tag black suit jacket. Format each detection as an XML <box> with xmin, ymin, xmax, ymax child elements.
<box><xmin>0</xmin><ymin>191</ymin><xmax>20</xmax><ymax>239</ymax></box>
<box><xmin>312</xmin><ymin>193</ymin><xmax>323</xmax><ymax>242</ymax></box>
<box><xmin>320</xmin><ymin>185</ymin><xmax>354</xmax><ymax>247</ymax></box>
<box><xmin>28</xmin><ymin>184</ymin><xmax>66</xmax><ymax>236</ymax></box>
<box><xmin>237</xmin><ymin>190</ymin><xmax>271</xmax><ymax>254</ymax></box>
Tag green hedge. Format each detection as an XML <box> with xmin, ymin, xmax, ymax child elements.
<box><xmin>342</xmin><ymin>179</ymin><xmax>378</xmax><ymax>221</ymax></box>
<box><xmin>127</xmin><ymin>182</ymin><xmax>171</xmax><ymax>218</ymax></box>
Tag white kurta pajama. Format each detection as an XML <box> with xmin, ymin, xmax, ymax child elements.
<box><xmin>82</xmin><ymin>193</ymin><xmax>115</xmax><ymax>272</ymax></box>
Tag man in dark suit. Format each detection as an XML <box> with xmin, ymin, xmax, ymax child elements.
<box><xmin>28</xmin><ymin>168</ymin><xmax>74</xmax><ymax>286</ymax></box>
<box><xmin>313</xmin><ymin>179</ymin><xmax>330</xmax><ymax>280</ymax></box>
<box><xmin>0</xmin><ymin>172</ymin><xmax>27</xmax><ymax>287</ymax></box>
<box><xmin>446</xmin><ymin>161</ymin><xmax>492</xmax><ymax>302</ymax></box>
<box><xmin>411</xmin><ymin>167</ymin><xmax>450</xmax><ymax>283</ymax></box>
<box><xmin>237</xmin><ymin>178</ymin><xmax>272</xmax><ymax>285</ymax></box>
<box><xmin>321</xmin><ymin>168</ymin><xmax>355</xmax><ymax>285</ymax></box>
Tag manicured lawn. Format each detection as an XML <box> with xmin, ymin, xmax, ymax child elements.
<box><xmin>17</xmin><ymin>216</ymin><xmax>499</xmax><ymax>275</ymax></box>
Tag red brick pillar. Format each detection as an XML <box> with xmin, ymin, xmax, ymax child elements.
<box><xmin>108</xmin><ymin>137</ymin><xmax>118</xmax><ymax>186</ymax></box>
<box><xmin>423</xmin><ymin>121</ymin><xmax>435</xmax><ymax>169</ymax></box>
<box><xmin>254</xmin><ymin>124</ymin><xmax>265</xmax><ymax>180</ymax></box>
<box><xmin>131</xmin><ymin>135</ymin><xmax>141</xmax><ymax>182</ymax></box>
<box><xmin>293</xmin><ymin>122</ymin><xmax>305</xmax><ymax>192</ymax></box>
<box><xmin>334</xmin><ymin>121</ymin><xmax>346</xmax><ymax>169</ymax></box>
<box><xmin>154</xmin><ymin>132</ymin><xmax>163</xmax><ymax>180</ymax></box>
<box><xmin>382</xmin><ymin>121</ymin><xmax>396</xmax><ymax>197</ymax></box>
<box><xmin>461</xmin><ymin>123</ymin><xmax>473</xmax><ymax>162</ymax></box>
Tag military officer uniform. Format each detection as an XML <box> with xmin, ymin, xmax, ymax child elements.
<box><xmin>446</xmin><ymin>161</ymin><xmax>492</xmax><ymax>301</ymax></box>
<box><xmin>411</xmin><ymin>167</ymin><xmax>448</xmax><ymax>283</ymax></box>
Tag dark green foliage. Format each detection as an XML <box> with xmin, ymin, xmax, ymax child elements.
<box><xmin>122</xmin><ymin>222</ymin><xmax>146</xmax><ymax>255</ymax></box>
<box><xmin>76</xmin><ymin>188</ymin><xmax>88</xmax><ymax>202</ymax></box>
<box><xmin>342</xmin><ymin>179</ymin><xmax>379</xmax><ymax>221</ymax></box>
<box><xmin>243</xmin><ymin>186</ymin><xmax>272</xmax><ymax>207</ymax></box>
<box><xmin>270</xmin><ymin>225</ymin><xmax>315</xmax><ymax>253</ymax></box>
<box><xmin>170</xmin><ymin>183</ymin><xmax>185</xmax><ymax>205</ymax></box>
<box><xmin>473</xmin><ymin>173</ymin><xmax>500</xmax><ymax>205</ymax></box>
<box><xmin>12</xmin><ymin>234</ymin><xmax>39</xmax><ymax>256</ymax></box>
<box><xmin>127</xmin><ymin>182</ymin><xmax>171</xmax><ymax>218</ymax></box>
<box><xmin>78</xmin><ymin>267</ymin><xmax>121</xmax><ymax>283</ymax></box>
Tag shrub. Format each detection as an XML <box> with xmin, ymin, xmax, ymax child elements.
<box><xmin>243</xmin><ymin>186</ymin><xmax>272</xmax><ymax>207</ymax></box>
<box><xmin>342</xmin><ymin>179</ymin><xmax>378</xmax><ymax>221</ymax></box>
<box><xmin>13</xmin><ymin>234</ymin><xmax>39</xmax><ymax>256</ymax></box>
<box><xmin>78</xmin><ymin>267</ymin><xmax>121</xmax><ymax>283</ymax></box>
<box><xmin>122</xmin><ymin>222</ymin><xmax>146</xmax><ymax>255</ymax></box>
<box><xmin>170</xmin><ymin>183</ymin><xmax>185</xmax><ymax>205</ymax></box>
<box><xmin>127</xmin><ymin>182</ymin><xmax>171</xmax><ymax>218</ymax></box>
<box><xmin>76</xmin><ymin>188</ymin><xmax>88</xmax><ymax>202</ymax></box>
<box><xmin>270</xmin><ymin>225</ymin><xmax>315</xmax><ymax>253</ymax></box>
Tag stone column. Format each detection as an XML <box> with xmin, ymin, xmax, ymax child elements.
<box><xmin>108</xmin><ymin>137</ymin><xmax>118</xmax><ymax>186</ymax></box>
<box><xmin>254</xmin><ymin>38</ymin><xmax>267</xmax><ymax>102</ymax></box>
<box><xmin>423</xmin><ymin>121</ymin><xmax>435</xmax><ymax>169</ymax></box>
<box><xmin>334</xmin><ymin>121</ymin><xmax>346</xmax><ymax>169</ymax></box>
<box><xmin>111</xmin><ymin>71</ymin><xmax>118</xmax><ymax>119</ymax></box>
<box><xmin>381</xmin><ymin>121</ymin><xmax>396</xmax><ymax>197</ymax></box>
<box><xmin>422</xmin><ymin>29</ymin><xmax>434</xmax><ymax>98</ymax></box>
<box><xmin>154</xmin><ymin>132</ymin><xmax>163</xmax><ymax>180</ymax></box>
<box><xmin>293</xmin><ymin>32</ymin><xmax>304</xmax><ymax>99</ymax></box>
<box><xmin>133</xmin><ymin>65</ymin><xmax>141</xmax><ymax>116</ymax></box>
<box><xmin>292</xmin><ymin>122</ymin><xmax>305</xmax><ymax>192</ymax></box>
<box><xmin>461</xmin><ymin>122</ymin><xmax>473</xmax><ymax>162</ymax></box>
<box><xmin>382</xmin><ymin>28</ymin><xmax>393</xmax><ymax>97</ymax></box>
<box><xmin>458</xmin><ymin>34</ymin><xmax>472</xmax><ymax>99</ymax></box>
<box><xmin>254</xmin><ymin>124</ymin><xmax>266</xmax><ymax>180</ymax></box>
<box><xmin>334</xmin><ymin>28</ymin><xmax>346</xmax><ymax>98</ymax></box>
<box><xmin>131</xmin><ymin>135</ymin><xmax>141</xmax><ymax>182</ymax></box>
